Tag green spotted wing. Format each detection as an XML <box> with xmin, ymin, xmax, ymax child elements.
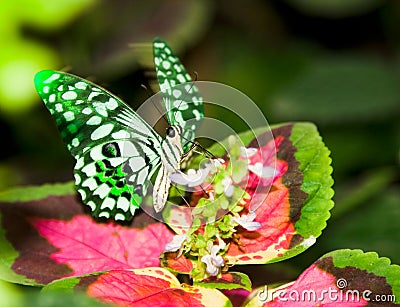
<box><xmin>153</xmin><ymin>37</ymin><xmax>204</xmax><ymax>152</ymax></box>
<box><xmin>34</xmin><ymin>70</ymin><xmax>163</xmax><ymax>221</ymax></box>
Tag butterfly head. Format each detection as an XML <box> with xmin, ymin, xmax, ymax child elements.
<box><xmin>166</xmin><ymin>125</ymin><xmax>182</xmax><ymax>138</ymax></box>
<box><xmin>166</xmin><ymin>126</ymin><xmax>183</xmax><ymax>147</ymax></box>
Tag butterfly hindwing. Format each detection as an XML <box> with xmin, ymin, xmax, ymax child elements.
<box><xmin>34</xmin><ymin>70</ymin><xmax>163</xmax><ymax>220</ymax></box>
<box><xmin>153</xmin><ymin>38</ymin><xmax>204</xmax><ymax>152</ymax></box>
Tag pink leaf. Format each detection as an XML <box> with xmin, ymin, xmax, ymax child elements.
<box><xmin>31</xmin><ymin>215</ymin><xmax>174</xmax><ymax>277</ymax></box>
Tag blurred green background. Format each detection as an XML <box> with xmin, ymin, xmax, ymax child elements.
<box><xmin>0</xmin><ymin>0</ymin><xmax>399</xmax><ymax>299</ymax></box>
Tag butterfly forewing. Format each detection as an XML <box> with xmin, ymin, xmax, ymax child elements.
<box><xmin>34</xmin><ymin>70</ymin><xmax>163</xmax><ymax>221</ymax></box>
<box><xmin>153</xmin><ymin>38</ymin><xmax>204</xmax><ymax>152</ymax></box>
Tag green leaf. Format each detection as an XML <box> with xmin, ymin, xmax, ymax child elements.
<box><xmin>194</xmin><ymin>272</ymin><xmax>252</xmax><ymax>291</ymax></box>
<box><xmin>271</xmin><ymin>56</ymin><xmax>400</xmax><ymax>124</ymax></box>
<box><xmin>289</xmin><ymin>122</ymin><xmax>334</xmax><ymax>239</ymax></box>
<box><xmin>0</xmin><ymin>182</ymin><xmax>75</xmax><ymax>202</ymax></box>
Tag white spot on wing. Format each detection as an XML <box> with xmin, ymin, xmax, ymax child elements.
<box><xmin>82</xmin><ymin>178</ymin><xmax>97</xmax><ymax>191</ymax></box>
<box><xmin>122</xmin><ymin>143</ymin><xmax>139</xmax><ymax>156</ymax></box>
<box><xmin>162</xmin><ymin>61</ymin><xmax>171</xmax><ymax>69</ymax></box>
<box><xmin>173</xmin><ymin>100</ymin><xmax>188</xmax><ymax>109</ymax></box>
<box><xmin>87</xmin><ymin>116</ymin><xmax>102</xmax><ymax>126</ymax></box>
<box><xmin>88</xmin><ymin>91</ymin><xmax>101</xmax><ymax>101</ymax></box>
<box><xmin>115</xmin><ymin>213</ymin><xmax>125</xmax><ymax>221</ymax></box>
<box><xmin>49</xmin><ymin>94</ymin><xmax>56</xmax><ymax>103</ymax></box>
<box><xmin>173</xmin><ymin>89</ymin><xmax>182</xmax><ymax>98</ymax></box>
<box><xmin>109</xmin><ymin>157</ymin><xmax>125</xmax><ymax>167</ymax></box>
<box><xmin>75</xmin><ymin>156</ymin><xmax>85</xmax><ymax>169</ymax></box>
<box><xmin>93</xmin><ymin>102</ymin><xmax>108</xmax><ymax>117</ymax></box>
<box><xmin>55</xmin><ymin>103</ymin><xmax>63</xmax><ymax>112</ymax></box>
<box><xmin>137</xmin><ymin>168</ymin><xmax>149</xmax><ymax>185</ymax></box>
<box><xmin>75</xmin><ymin>82</ymin><xmax>87</xmax><ymax>89</ymax></box>
<box><xmin>112</xmin><ymin>130</ymin><xmax>130</xmax><ymax>139</ymax></box>
<box><xmin>90</xmin><ymin>146</ymin><xmax>104</xmax><ymax>161</ymax></box>
<box><xmin>82</xmin><ymin>108</ymin><xmax>92</xmax><ymax>115</ymax></box>
<box><xmin>78</xmin><ymin>189</ymin><xmax>86</xmax><ymax>200</ymax></box>
<box><xmin>117</xmin><ymin>197</ymin><xmax>130</xmax><ymax>211</ymax></box>
<box><xmin>45</xmin><ymin>73</ymin><xmax>60</xmax><ymax>83</ymax></box>
<box><xmin>91</xmin><ymin>123</ymin><xmax>114</xmax><ymax>140</ymax></box>
<box><xmin>62</xmin><ymin>91</ymin><xmax>78</xmax><ymax>100</ymax></box>
<box><xmin>106</xmin><ymin>98</ymin><xmax>118</xmax><ymax>110</ymax></box>
<box><xmin>74</xmin><ymin>174</ymin><xmax>81</xmax><ymax>185</ymax></box>
<box><xmin>101</xmin><ymin>198</ymin><xmax>115</xmax><ymax>210</ymax></box>
<box><xmin>82</xmin><ymin>163</ymin><xmax>97</xmax><ymax>176</ymax></box>
<box><xmin>193</xmin><ymin>109</ymin><xmax>201</xmax><ymax>120</ymax></box>
<box><xmin>177</xmin><ymin>74</ymin><xmax>186</xmax><ymax>83</ymax></box>
<box><xmin>64</xmin><ymin>111</ymin><xmax>75</xmax><ymax>121</ymax></box>
<box><xmin>99</xmin><ymin>212</ymin><xmax>110</xmax><ymax>218</ymax></box>
<box><xmin>87</xmin><ymin>201</ymin><xmax>96</xmax><ymax>211</ymax></box>
<box><xmin>94</xmin><ymin>183</ymin><xmax>111</xmax><ymax>198</ymax></box>
<box><xmin>128</xmin><ymin>157</ymin><xmax>146</xmax><ymax>172</ymax></box>
<box><xmin>72</xmin><ymin>138</ymin><xmax>80</xmax><ymax>147</ymax></box>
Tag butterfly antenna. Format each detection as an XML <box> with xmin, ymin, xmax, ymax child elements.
<box><xmin>193</xmin><ymin>71</ymin><xmax>199</xmax><ymax>82</ymax></box>
<box><xmin>199</xmin><ymin>184</ymin><xmax>209</xmax><ymax>198</ymax></box>
<box><xmin>141</xmin><ymin>84</ymin><xmax>169</xmax><ymax>126</ymax></box>
<box><xmin>180</xmin><ymin>135</ymin><xmax>216</xmax><ymax>159</ymax></box>
<box><xmin>172</xmin><ymin>185</ymin><xmax>191</xmax><ymax>208</ymax></box>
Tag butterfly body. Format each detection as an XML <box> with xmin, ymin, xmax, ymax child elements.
<box><xmin>153</xmin><ymin>125</ymin><xmax>183</xmax><ymax>212</ymax></box>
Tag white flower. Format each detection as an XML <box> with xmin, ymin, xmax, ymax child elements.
<box><xmin>233</xmin><ymin>211</ymin><xmax>262</xmax><ymax>231</ymax></box>
<box><xmin>201</xmin><ymin>246</ymin><xmax>224</xmax><ymax>276</ymax></box>
<box><xmin>169</xmin><ymin>165</ymin><xmax>211</xmax><ymax>187</ymax></box>
<box><xmin>248</xmin><ymin>162</ymin><xmax>278</xmax><ymax>178</ymax></box>
<box><xmin>169</xmin><ymin>157</ymin><xmax>225</xmax><ymax>188</ymax></box>
<box><xmin>201</xmin><ymin>235</ymin><xmax>226</xmax><ymax>276</ymax></box>
<box><xmin>240</xmin><ymin>147</ymin><xmax>258</xmax><ymax>159</ymax></box>
<box><xmin>164</xmin><ymin>234</ymin><xmax>187</xmax><ymax>252</ymax></box>
<box><xmin>221</xmin><ymin>176</ymin><xmax>234</xmax><ymax>197</ymax></box>
<box><xmin>210</xmin><ymin>158</ymin><xmax>225</xmax><ymax>168</ymax></box>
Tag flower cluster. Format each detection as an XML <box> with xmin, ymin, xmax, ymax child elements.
<box><xmin>163</xmin><ymin>135</ymin><xmax>279</xmax><ymax>280</ymax></box>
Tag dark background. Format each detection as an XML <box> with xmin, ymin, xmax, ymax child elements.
<box><xmin>0</xmin><ymin>0</ymin><xmax>399</xmax><ymax>287</ymax></box>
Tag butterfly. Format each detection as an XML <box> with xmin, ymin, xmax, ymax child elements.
<box><xmin>34</xmin><ymin>37</ymin><xmax>204</xmax><ymax>221</ymax></box>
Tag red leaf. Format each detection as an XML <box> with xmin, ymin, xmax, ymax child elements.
<box><xmin>161</xmin><ymin>253</ymin><xmax>193</xmax><ymax>274</ymax></box>
<box><xmin>227</xmin><ymin>135</ymin><xmax>297</xmax><ymax>263</ymax></box>
<box><xmin>75</xmin><ymin>268</ymin><xmax>230</xmax><ymax>307</ymax></box>
<box><xmin>31</xmin><ymin>215</ymin><xmax>174</xmax><ymax>277</ymax></box>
